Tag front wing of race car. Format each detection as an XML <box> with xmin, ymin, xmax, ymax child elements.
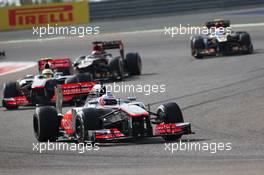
<box><xmin>2</xmin><ymin>96</ymin><xmax>30</xmax><ymax>108</ymax></box>
<box><xmin>92</xmin><ymin>122</ymin><xmax>193</xmax><ymax>142</ymax></box>
<box><xmin>2</xmin><ymin>82</ymin><xmax>97</xmax><ymax>109</ymax></box>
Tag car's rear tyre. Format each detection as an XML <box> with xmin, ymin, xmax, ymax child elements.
<box><xmin>0</xmin><ymin>51</ymin><xmax>5</xmax><ymax>57</ymax></box>
<box><xmin>239</xmin><ymin>32</ymin><xmax>253</xmax><ymax>54</ymax></box>
<box><xmin>65</xmin><ymin>73</ymin><xmax>93</xmax><ymax>84</ymax></box>
<box><xmin>3</xmin><ymin>82</ymin><xmax>19</xmax><ymax>110</ymax></box>
<box><xmin>75</xmin><ymin>108</ymin><xmax>102</xmax><ymax>143</ymax></box>
<box><xmin>109</xmin><ymin>57</ymin><xmax>124</xmax><ymax>80</ymax></box>
<box><xmin>33</xmin><ymin>106</ymin><xmax>59</xmax><ymax>142</ymax></box>
<box><xmin>125</xmin><ymin>53</ymin><xmax>142</xmax><ymax>75</ymax></box>
<box><xmin>191</xmin><ymin>37</ymin><xmax>205</xmax><ymax>59</ymax></box>
<box><xmin>157</xmin><ymin>102</ymin><xmax>184</xmax><ymax>141</ymax></box>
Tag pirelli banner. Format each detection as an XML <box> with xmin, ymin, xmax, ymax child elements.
<box><xmin>0</xmin><ymin>1</ymin><xmax>89</xmax><ymax>30</ymax></box>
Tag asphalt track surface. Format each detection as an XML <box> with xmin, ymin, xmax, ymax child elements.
<box><xmin>0</xmin><ymin>7</ymin><xmax>264</xmax><ymax>175</ymax></box>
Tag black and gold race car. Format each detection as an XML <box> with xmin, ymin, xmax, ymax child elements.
<box><xmin>191</xmin><ymin>19</ymin><xmax>253</xmax><ymax>59</ymax></box>
<box><xmin>73</xmin><ymin>40</ymin><xmax>142</xmax><ymax>81</ymax></box>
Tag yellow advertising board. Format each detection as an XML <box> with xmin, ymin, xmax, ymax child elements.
<box><xmin>0</xmin><ymin>1</ymin><xmax>89</xmax><ymax>30</ymax></box>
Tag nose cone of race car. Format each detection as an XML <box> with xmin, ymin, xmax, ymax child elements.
<box><xmin>121</xmin><ymin>104</ymin><xmax>149</xmax><ymax>117</ymax></box>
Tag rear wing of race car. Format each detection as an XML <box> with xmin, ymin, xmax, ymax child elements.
<box><xmin>60</xmin><ymin>82</ymin><xmax>97</xmax><ymax>96</ymax></box>
<box><xmin>55</xmin><ymin>81</ymin><xmax>104</xmax><ymax>112</ymax></box>
<box><xmin>92</xmin><ymin>40</ymin><xmax>124</xmax><ymax>59</ymax></box>
<box><xmin>38</xmin><ymin>58</ymin><xmax>72</xmax><ymax>73</ymax></box>
<box><xmin>55</xmin><ymin>81</ymin><xmax>97</xmax><ymax>111</ymax></box>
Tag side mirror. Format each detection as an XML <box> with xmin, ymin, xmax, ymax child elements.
<box><xmin>127</xmin><ymin>97</ymin><xmax>136</xmax><ymax>102</ymax></box>
<box><xmin>89</xmin><ymin>101</ymin><xmax>98</xmax><ymax>105</ymax></box>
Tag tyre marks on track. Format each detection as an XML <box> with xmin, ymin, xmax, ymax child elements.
<box><xmin>149</xmin><ymin>72</ymin><xmax>264</xmax><ymax>106</ymax></box>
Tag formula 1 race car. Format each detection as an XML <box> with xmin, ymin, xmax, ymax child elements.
<box><xmin>2</xmin><ymin>72</ymin><xmax>96</xmax><ymax>110</ymax></box>
<box><xmin>0</xmin><ymin>49</ymin><xmax>6</xmax><ymax>57</ymax></box>
<box><xmin>191</xmin><ymin>19</ymin><xmax>253</xmax><ymax>59</ymax></box>
<box><xmin>33</xmin><ymin>89</ymin><xmax>194</xmax><ymax>143</ymax></box>
<box><xmin>73</xmin><ymin>40</ymin><xmax>142</xmax><ymax>81</ymax></box>
<box><xmin>38</xmin><ymin>57</ymin><xmax>73</xmax><ymax>75</ymax></box>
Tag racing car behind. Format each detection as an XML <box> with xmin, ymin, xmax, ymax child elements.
<box><xmin>73</xmin><ymin>40</ymin><xmax>142</xmax><ymax>81</ymax></box>
<box><xmin>191</xmin><ymin>19</ymin><xmax>253</xmax><ymax>59</ymax></box>
<box><xmin>2</xmin><ymin>70</ymin><xmax>96</xmax><ymax>110</ymax></box>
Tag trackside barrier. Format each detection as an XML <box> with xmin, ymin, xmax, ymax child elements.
<box><xmin>1</xmin><ymin>0</ymin><xmax>264</xmax><ymax>30</ymax></box>
<box><xmin>89</xmin><ymin>0</ymin><xmax>264</xmax><ymax>20</ymax></box>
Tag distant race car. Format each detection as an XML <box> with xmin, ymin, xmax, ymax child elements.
<box><xmin>38</xmin><ymin>57</ymin><xmax>73</xmax><ymax>75</ymax></box>
<box><xmin>33</xmin><ymin>89</ymin><xmax>194</xmax><ymax>143</ymax></box>
<box><xmin>191</xmin><ymin>19</ymin><xmax>253</xmax><ymax>59</ymax></box>
<box><xmin>73</xmin><ymin>40</ymin><xmax>142</xmax><ymax>81</ymax></box>
<box><xmin>2</xmin><ymin>72</ymin><xmax>96</xmax><ymax>110</ymax></box>
<box><xmin>0</xmin><ymin>49</ymin><xmax>6</xmax><ymax>57</ymax></box>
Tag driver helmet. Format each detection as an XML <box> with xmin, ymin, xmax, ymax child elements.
<box><xmin>42</xmin><ymin>69</ymin><xmax>54</xmax><ymax>79</ymax></box>
<box><xmin>92</xmin><ymin>44</ymin><xmax>103</xmax><ymax>55</ymax></box>
<box><xmin>215</xmin><ymin>21</ymin><xmax>224</xmax><ymax>28</ymax></box>
<box><xmin>99</xmin><ymin>91</ymin><xmax>117</xmax><ymax>106</ymax></box>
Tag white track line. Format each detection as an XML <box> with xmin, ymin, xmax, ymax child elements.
<box><xmin>1</xmin><ymin>22</ymin><xmax>264</xmax><ymax>44</ymax></box>
<box><xmin>0</xmin><ymin>62</ymin><xmax>36</xmax><ymax>76</ymax></box>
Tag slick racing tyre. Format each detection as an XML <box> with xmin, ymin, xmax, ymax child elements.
<box><xmin>33</xmin><ymin>106</ymin><xmax>59</xmax><ymax>142</ymax></box>
<box><xmin>3</xmin><ymin>82</ymin><xmax>19</xmax><ymax>110</ymax></box>
<box><xmin>191</xmin><ymin>37</ymin><xmax>205</xmax><ymax>59</ymax></box>
<box><xmin>65</xmin><ymin>73</ymin><xmax>93</xmax><ymax>84</ymax></box>
<box><xmin>125</xmin><ymin>53</ymin><xmax>142</xmax><ymax>75</ymax></box>
<box><xmin>239</xmin><ymin>32</ymin><xmax>253</xmax><ymax>54</ymax></box>
<box><xmin>109</xmin><ymin>57</ymin><xmax>124</xmax><ymax>80</ymax></box>
<box><xmin>0</xmin><ymin>51</ymin><xmax>5</xmax><ymax>57</ymax></box>
<box><xmin>157</xmin><ymin>102</ymin><xmax>184</xmax><ymax>141</ymax></box>
<box><xmin>75</xmin><ymin>108</ymin><xmax>103</xmax><ymax>143</ymax></box>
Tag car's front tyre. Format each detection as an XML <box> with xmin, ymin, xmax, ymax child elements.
<box><xmin>33</xmin><ymin>106</ymin><xmax>59</xmax><ymax>142</ymax></box>
<box><xmin>157</xmin><ymin>102</ymin><xmax>184</xmax><ymax>141</ymax></box>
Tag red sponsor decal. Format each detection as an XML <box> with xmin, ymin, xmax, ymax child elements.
<box><xmin>95</xmin><ymin>128</ymin><xmax>125</xmax><ymax>139</ymax></box>
<box><xmin>61</xmin><ymin>82</ymin><xmax>96</xmax><ymax>96</ymax></box>
<box><xmin>155</xmin><ymin>123</ymin><xmax>182</xmax><ymax>134</ymax></box>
